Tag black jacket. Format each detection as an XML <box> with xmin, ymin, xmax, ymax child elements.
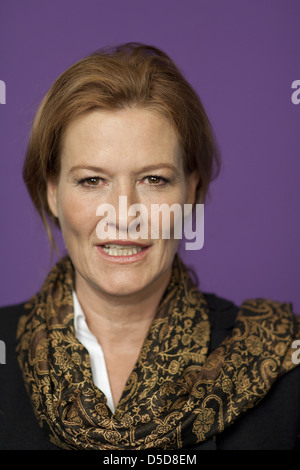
<box><xmin>0</xmin><ymin>293</ymin><xmax>299</xmax><ymax>450</ymax></box>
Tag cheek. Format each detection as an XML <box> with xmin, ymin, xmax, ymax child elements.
<box><xmin>57</xmin><ymin>190</ymin><xmax>97</xmax><ymax>240</ymax></box>
<box><xmin>145</xmin><ymin>188</ymin><xmax>187</xmax><ymax>240</ymax></box>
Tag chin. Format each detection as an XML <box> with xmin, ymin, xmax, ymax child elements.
<box><xmin>73</xmin><ymin>244</ymin><xmax>174</xmax><ymax>298</ymax></box>
<box><xmin>95</xmin><ymin>277</ymin><xmax>148</xmax><ymax>298</ymax></box>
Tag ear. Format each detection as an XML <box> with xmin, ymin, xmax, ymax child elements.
<box><xmin>46</xmin><ymin>178</ymin><xmax>59</xmax><ymax>218</ymax></box>
<box><xmin>185</xmin><ymin>170</ymin><xmax>200</xmax><ymax>206</ymax></box>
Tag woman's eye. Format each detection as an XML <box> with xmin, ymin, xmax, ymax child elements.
<box><xmin>76</xmin><ymin>176</ymin><xmax>104</xmax><ymax>187</ymax></box>
<box><xmin>85</xmin><ymin>177</ymin><xmax>100</xmax><ymax>186</ymax></box>
<box><xmin>144</xmin><ymin>176</ymin><xmax>168</xmax><ymax>185</ymax></box>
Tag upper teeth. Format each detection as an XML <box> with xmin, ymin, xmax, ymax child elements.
<box><xmin>102</xmin><ymin>244</ymin><xmax>143</xmax><ymax>256</ymax></box>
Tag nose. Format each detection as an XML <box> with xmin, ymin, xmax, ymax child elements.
<box><xmin>112</xmin><ymin>182</ymin><xmax>140</xmax><ymax>233</ymax></box>
<box><xmin>96</xmin><ymin>180</ymin><xmax>146</xmax><ymax>239</ymax></box>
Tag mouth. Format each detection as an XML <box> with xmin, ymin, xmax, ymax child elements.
<box><xmin>102</xmin><ymin>243</ymin><xmax>144</xmax><ymax>256</ymax></box>
<box><xmin>96</xmin><ymin>240</ymin><xmax>151</xmax><ymax>262</ymax></box>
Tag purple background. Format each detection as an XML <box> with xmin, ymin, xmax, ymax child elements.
<box><xmin>0</xmin><ymin>0</ymin><xmax>299</xmax><ymax>312</ymax></box>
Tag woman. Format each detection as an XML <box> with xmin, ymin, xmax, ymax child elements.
<box><xmin>0</xmin><ymin>43</ymin><xmax>299</xmax><ymax>450</ymax></box>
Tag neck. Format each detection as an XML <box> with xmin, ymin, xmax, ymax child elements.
<box><xmin>74</xmin><ymin>268</ymin><xmax>172</xmax><ymax>408</ymax></box>
<box><xmin>74</xmin><ymin>268</ymin><xmax>172</xmax><ymax>350</ymax></box>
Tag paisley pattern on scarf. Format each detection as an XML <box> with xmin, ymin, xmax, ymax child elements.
<box><xmin>16</xmin><ymin>255</ymin><xmax>300</xmax><ymax>449</ymax></box>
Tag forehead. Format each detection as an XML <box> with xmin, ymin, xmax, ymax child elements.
<box><xmin>60</xmin><ymin>107</ymin><xmax>182</xmax><ymax>169</ymax></box>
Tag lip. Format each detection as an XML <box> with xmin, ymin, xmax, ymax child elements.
<box><xmin>95</xmin><ymin>240</ymin><xmax>151</xmax><ymax>264</ymax></box>
<box><xmin>98</xmin><ymin>239</ymin><xmax>150</xmax><ymax>247</ymax></box>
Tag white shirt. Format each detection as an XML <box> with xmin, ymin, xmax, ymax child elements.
<box><xmin>72</xmin><ymin>291</ymin><xmax>115</xmax><ymax>413</ymax></box>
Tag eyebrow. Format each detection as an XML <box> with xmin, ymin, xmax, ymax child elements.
<box><xmin>69</xmin><ymin>163</ymin><xmax>180</xmax><ymax>175</ymax></box>
<box><xmin>69</xmin><ymin>165</ymin><xmax>107</xmax><ymax>175</ymax></box>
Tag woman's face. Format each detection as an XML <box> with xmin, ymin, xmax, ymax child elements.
<box><xmin>47</xmin><ymin>107</ymin><xmax>198</xmax><ymax>299</ymax></box>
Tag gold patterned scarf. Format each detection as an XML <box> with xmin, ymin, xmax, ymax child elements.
<box><xmin>16</xmin><ymin>255</ymin><xmax>300</xmax><ymax>450</ymax></box>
